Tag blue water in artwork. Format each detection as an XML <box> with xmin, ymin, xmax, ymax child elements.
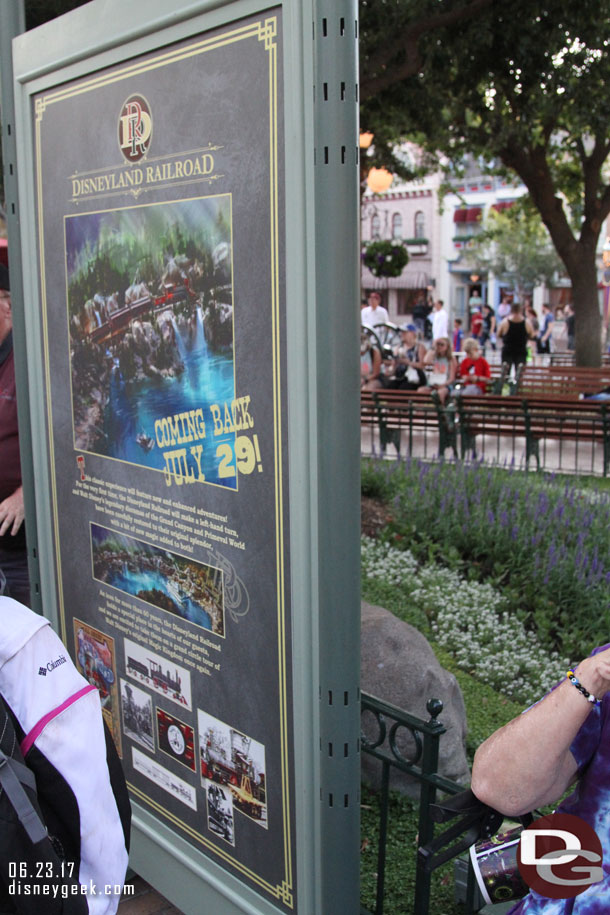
<box><xmin>102</xmin><ymin>309</ymin><xmax>235</xmax><ymax>487</ymax></box>
<box><xmin>108</xmin><ymin>564</ymin><xmax>212</xmax><ymax>630</ymax></box>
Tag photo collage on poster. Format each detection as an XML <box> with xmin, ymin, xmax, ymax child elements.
<box><xmin>81</xmin><ymin>517</ymin><xmax>267</xmax><ymax>849</ymax></box>
<box><xmin>75</xmin><ymin>624</ymin><xmax>268</xmax><ymax>848</ymax></box>
<box><xmin>199</xmin><ymin>709</ymin><xmax>268</xmax><ymax>846</ymax></box>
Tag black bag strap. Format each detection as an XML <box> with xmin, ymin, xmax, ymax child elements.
<box><xmin>0</xmin><ymin>695</ymin><xmax>88</xmax><ymax>915</ymax></box>
<box><xmin>103</xmin><ymin>721</ymin><xmax>131</xmax><ymax>851</ymax></box>
<box><xmin>0</xmin><ymin>751</ymin><xmax>46</xmax><ymax>844</ymax></box>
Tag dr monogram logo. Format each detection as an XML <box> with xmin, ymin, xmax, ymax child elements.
<box><xmin>118</xmin><ymin>95</ymin><xmax>152</xmax><ymax>162</ymax></box>
<box><xmin>517</xmin><ymin>813</ymin><xmax>603</xmax><ymax>900</ymax></box>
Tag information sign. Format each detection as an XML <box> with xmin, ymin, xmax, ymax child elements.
<box><xmin>10</xmin><ymin>1</ymin><xmax>360</xmax><ymax>912</ymax></box>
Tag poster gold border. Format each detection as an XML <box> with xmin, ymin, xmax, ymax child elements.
<box><xmin>35</xmin><ymin>13</ymin><xmax>293</xmax><ymax>907</ymax></box>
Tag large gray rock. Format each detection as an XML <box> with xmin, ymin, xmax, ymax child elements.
<box><xmin>361</xmin><ymin>600</ymin><xmax>470</xmax><ymax>795</ymax></box>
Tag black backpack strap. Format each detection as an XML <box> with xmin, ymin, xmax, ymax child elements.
<box><xmin>0</xmin><ymin>750</ymin><xmax>47</xmax><ymax>844</ymax></box>
<box><xmin>0</xmin><ymin>695</ymin><xmax>89</xmax><ymax>915</ymax></box>
<box><xmin>103</xmin><ymin>721</ymin><xmax>131</xmax><ymax>851</ymax></box>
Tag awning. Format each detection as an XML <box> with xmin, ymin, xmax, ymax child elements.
<box><xmin>361</xmin><ymin>265</ymin><xmax>430</xmax><ymax>289</ymax></box>
<box><xmin>453</xmin><ymin>209</ymin><xmax>468</xmax><ymax>223</ymax></box>
<box><xmin>491</xmin><ymin>200</ymin><xmax>515</xmax><ymax>213</ymax></box>
<box><xmin>466</xmin><ymin>207</ymin><xmax>482</xmax><ymax>222</ymax></box>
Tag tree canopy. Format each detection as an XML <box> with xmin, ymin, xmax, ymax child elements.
<box><xmin>361</xmin><ymin>0</ymin><xmax>610</xmax><ymax>364</ymax></box>
<box><xmin>468</xmin><ymin>202</ymin><xmax>565</xmax><ymax>304</ymax></box>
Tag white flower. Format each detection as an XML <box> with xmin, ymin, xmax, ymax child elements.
<box><xmin>361</xmin><ymin>536</ymin><xmax>567</xmax><ymax>704</ymax></box>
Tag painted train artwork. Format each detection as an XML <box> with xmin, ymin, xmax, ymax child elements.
<box><xmin>127</xmin><ymin>656</ymin><xmax>183</xmax><ymax>701</ymax></box>
<box><xmin>66</xmin><ymin>195</ymin><xmax>237</xmax><ymax>487</ymax></box>
<box><xmin>124</xmin><ymin>636</ymin><xmax>193</xmax><ymax>711</ymax></box>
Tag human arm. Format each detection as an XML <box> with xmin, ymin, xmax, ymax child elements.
<box><xmin>468</xmin><ymin>359</ymin><xmax>493</xmax><ymax>389</ymax></box>
<box><xmin>410</xmin><ymin>343</ymin><xmax>427</xmax><ymax>368</ymax></box>
<box><xmin>542</xmin><ymin>315</ymin><xmax>554</xmax><ymax>342</ymax></box>
<box><xmin>370</xmin><ymin>346</ymin><xmax>382</xmax><ymax>379</ymax></box>
<box><xmin>476</xmin><ymin>358</ymin><xmax>492</xmax><ymax>385</ymax></box>
<box><xmin>471</xmin><ymin>647</ymin><xmax>610</xmax><ymax>816</ymax></box>
<box><xmin>525</xmin><ymin>319</ymin><xmax>536</xmax><ymax>339</ymax></box>
<box><xmin>361</xmin><ymin>346</ymin><xmax>382</xmax><ymax>384</ymax></box>
<box><xmin>458</xmin><ymin>360</ymin><xmax>469</xmax><ymax>382</ymax></box>
<box><xmin>0</xmin><ymin>485</ymin><xmax>24</xmax><ymax>537</ymax></box>
<box><xmin>447</xmin><ymin>357</ymin><xmax>458</xmax><ymax>384</ymax></box>
<box><xmin>497</xmin><ymin>318</ymin><xmax>508</xmax><ymax>339</ymax></box>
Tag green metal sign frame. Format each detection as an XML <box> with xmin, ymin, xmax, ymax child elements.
<box><xmin>7</xmin><ymin>1</ymin><xmax>360</xmax><ymax>912</ymax></box>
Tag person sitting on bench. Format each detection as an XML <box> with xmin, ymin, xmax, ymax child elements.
<box><xmin>458</xmin><ymin>338</ymin><xmax>492</xmax><ymax>394</ymax></box>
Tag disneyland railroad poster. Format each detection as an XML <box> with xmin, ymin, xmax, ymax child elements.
<box><xmin>32</xmin><ymin>11</ymin><xmax>295</xmax><ymax>910</ymax></box>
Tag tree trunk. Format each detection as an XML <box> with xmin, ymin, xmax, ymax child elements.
<box><xmin>565</xmin><ymin>248</ymin><xmax>601</xmax><ymax>367</ymax></box>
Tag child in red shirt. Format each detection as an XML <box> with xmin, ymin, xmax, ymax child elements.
<box><xmin>470</xmin><ymin>310</ymin><xmax>483</xmax><ymax>339</ymax></box>
<box><xmin>459</xmin><ymin>338</ymin><xmax>492</xmax><ymax>393</ymax></box>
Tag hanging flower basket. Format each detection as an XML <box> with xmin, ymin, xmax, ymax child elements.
<box><xmin>361</xmin><ymin>239</ymin><xmax>409</xmax><ymax>278</ymax></box>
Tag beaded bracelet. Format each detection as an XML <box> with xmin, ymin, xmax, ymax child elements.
<box><xmin>566</xmin><ymin>669</ymin><xmax>600</xmax><ymax>705</ymax></box>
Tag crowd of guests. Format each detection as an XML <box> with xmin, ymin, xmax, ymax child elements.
<box><xmin>361</xmin><ymin>289</ymin><xmax>576</xmax><ymax>405</ymax></box>
<box><xmin>361</xmin><ymin>321</ymin><xmax>489</xmax><ymax>403</ymax></box>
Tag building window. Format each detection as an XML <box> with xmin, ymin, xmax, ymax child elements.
<box><xmin>371</xmin><ymin>213</ymin><xmax>381</xmax><ymax>239</ymax></box>
<box><xmin>414</xmin><ymin>211</ymin><xmax>425</xmax><ymax>238</ymax></box>
<box><xmin>391</xmin><ymin>212</ymin><xmax>402</xmax><ymax>239</ymax></box>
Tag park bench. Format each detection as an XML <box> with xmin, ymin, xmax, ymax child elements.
<box><xmin>360</xmin><ymin>389</ymin><xmax>458</xmax><ymax>458</ymax></box>
<box><xmin>456</xmin><ymin>393</ymin><xmax>610</xmax><ymax>474</ymax></box>
<box><xmin>517</xmin><ymin>365</ymin><xmax>610</xmax><ymax>398</ymax></box>
<box><xmin>550</xmin><ymin>352</ymin><xmax>610</xmax><ymax>366</ymax></box>
<box><xmin>523</xmin><ymin>395</ymin><xmax>610</xmax><ymax>475</ymax></box>
<box><xmin>454</xmin><ymin>394</ymin><xmax>531</xmax><ymax>463</ymax></box>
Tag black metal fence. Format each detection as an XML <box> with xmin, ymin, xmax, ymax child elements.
<box><xmin>361</xmin><ymin>393</ymin><xmax>610</xmax><ymax>476</ymax></box>
<box><xmin>360</xmin><ymin>692</ymin><xmax>467</xmax><ymax>915</ymax></box>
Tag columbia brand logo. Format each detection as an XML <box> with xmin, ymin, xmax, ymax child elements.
<box><xmin>38</xmin><ymin>656</ymin><xmax>67</xmax><ymax>676</ymax></box>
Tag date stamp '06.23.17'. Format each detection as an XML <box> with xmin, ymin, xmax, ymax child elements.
<box><xmin>8</xmin><ymin>861</ymin><xmax>134</xmax><ymax>902</ymax></box>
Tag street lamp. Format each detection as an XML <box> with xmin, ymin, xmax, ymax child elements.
<box><xmin>366</xmin><ymin>167</ymin><xmax>393</xmax><ymax>194</ymax></box>
<box><xmin>359</xmin><ymin>131</ymin><xmax>394</xmax><ymax>194</ymax></box>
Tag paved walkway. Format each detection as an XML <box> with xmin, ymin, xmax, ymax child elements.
<box><xmin>117</xmin><ymin>875</ymin><xmax>183</xmax><ymax>914</ymax></box>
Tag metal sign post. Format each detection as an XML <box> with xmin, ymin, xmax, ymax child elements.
<box><xmin>10</xmin><ymin>1</ymin><xmax>360</xmax><ymax>912</ymax></box>
<box><xmin>0</xmin><ymin>0</ymin><xmax>43</xmax><ymax>612</ymax></box>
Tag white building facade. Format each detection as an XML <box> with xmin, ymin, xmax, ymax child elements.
<box><xmin>360</xmin><ymin>175</ymin><xmax>443</xmax><ymax>324</ymax></box>
<box><xmin>360</xmin><ymin>163</ymin><xmax>596</xmax><ymax>330</ymax></box>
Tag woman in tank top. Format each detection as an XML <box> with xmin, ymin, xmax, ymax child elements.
<box><xmin>497</xmin><ymin>303</ymin><xmax>535</xmax><ymax>368</ymax></box>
